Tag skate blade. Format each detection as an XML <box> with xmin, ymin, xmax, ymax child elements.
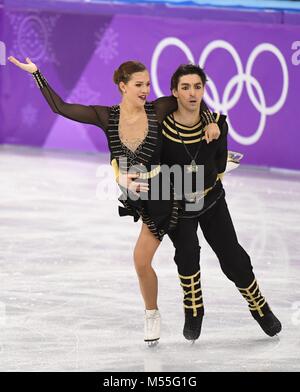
<box><xmin>145</xmin><ymin>340</ymin><xmax>159</xmax><ymax>348</ymax></box>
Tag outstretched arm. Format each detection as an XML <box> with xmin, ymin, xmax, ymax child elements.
<box><xmin>8</xmin><ymin>56</ymin><xmax>109</xmax><ymax>129</ymax></box>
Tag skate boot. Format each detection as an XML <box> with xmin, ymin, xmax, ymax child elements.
<box><xmin>183</xmin><ymin>308</ymin><xmax>204</xmax><ymax>341</ymax></box>
<box><xmin>144</xmin><ymin>309</ymin><xmax>161</xmax><ymax>346</ymax></box>
<box><xmin>237</xmin><ymin>278</ymin><xmax>282</xmax><ymax>337</ymax></box>
<box><xmin>179</xmin><ymin>270</ymin><xmax>204</xmax><ymax>342</ymax></box>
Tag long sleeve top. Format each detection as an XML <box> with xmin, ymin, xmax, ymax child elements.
<box><xmin>161</xmin><ymin>112</ymin><xmax>228</xmax><ymax>217</ymax></box>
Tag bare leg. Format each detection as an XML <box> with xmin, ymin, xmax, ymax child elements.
<box><xmin>134</xmin><ymin>223</ymin><xmax>161</xmax><ymax>310</ymax></box>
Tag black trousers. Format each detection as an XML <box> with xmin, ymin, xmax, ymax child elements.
<box><xmin>167</xmin><ymin>195</ymin><xmax>255</xmax><ymax>288</ymax></box>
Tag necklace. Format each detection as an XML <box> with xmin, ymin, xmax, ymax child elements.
<box><xmin>118</xmin><ymin>105</ymin><xmax>148</xmax><ymax>153</ymax></box>
<box><xmin>170</xmin><ymin>114</ymin><xmax>203</xmax><ymax>173</ymax></box>
<box><xmin>119</xmin><ymin>128</ymin><xmax>148</xmax><ymax>152</ymax></box>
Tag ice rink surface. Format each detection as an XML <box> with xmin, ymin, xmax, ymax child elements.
<box><xmin>0</xmin><ymin>145</ymin><xmax>299</xmax><ymax>372</ymax></box>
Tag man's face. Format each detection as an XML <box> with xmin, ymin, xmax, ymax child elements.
<box><xmin>173</xmin><ymin>74</ymin><xmax>204</xmax><ymax>112</ymax></box>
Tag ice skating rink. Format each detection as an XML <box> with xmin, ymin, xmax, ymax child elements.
<box><xmin>0</xmin><ymin>145</ymin><xmax>299</xmax><ymax>372</ymax></box>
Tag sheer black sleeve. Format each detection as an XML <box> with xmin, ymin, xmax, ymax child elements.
<box><xmin>152</xmin><ymin>96</ymin><xmax>177</xmax><ymax>124</ymax></box>
<box><xmin>152</xmin><ymin>95</ymin><xmax>216</xmax><ymax>126</ymax></box>
<box><xmin>32</xmin><ymin>70</ymin><xmax>110</xmax><ymax>131</ymax></box>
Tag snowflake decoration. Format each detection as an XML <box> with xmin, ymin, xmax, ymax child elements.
<box><xmin>7</xmin><ymin>11</ymin><xmax>60</xmax><ymax>66</ymax></box>
<box><xmin>21</xmin><ymin>103</ymin><xmax>38</xmax><ymax>127</ymax></box>
<box><xmin>95</xmin><ymin>26</ymin><xmax>119</xmax><ymax>65</ymax></box>
<box><xmin>67</xmin><ymin>77</ymin><xmax>101</xmax><ymax>105</ymax></box>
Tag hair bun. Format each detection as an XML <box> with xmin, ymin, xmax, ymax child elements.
<box><xmin>113</xmin><ymin>69</ymin><xmax>120</xmax><ymax>85</ymax></box>
<box><xmin>112</xmin><ymin>61</ymin><xmax>146</xmax><ymax>88</ymax></box>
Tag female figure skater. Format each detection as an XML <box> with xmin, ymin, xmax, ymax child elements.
<box><xmin>8</xmin><ymin>56</ymin><xmax>220</xmax><ymax>345</ymax></box>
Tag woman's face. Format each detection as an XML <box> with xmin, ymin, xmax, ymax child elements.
<box><xmin>120</xmin><ymin>70</ymin><xmax>150</xmax><ymax>107</ymax></box>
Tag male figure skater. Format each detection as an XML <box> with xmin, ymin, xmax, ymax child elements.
<box><xmin>160</xmin><ymin>64</ymin><xmax>282</xmax><ymax>341</ymax></box>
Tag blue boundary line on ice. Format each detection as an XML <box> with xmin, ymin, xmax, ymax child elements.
<box><xmin>87</xmin><ymin>0</ymin><xmax>300</xmax><ymax>12</ymax></box>
<box><xmin>4</xmin><ymin>0</ymin><xmax>300</xmax><ymax>12</ymax></box>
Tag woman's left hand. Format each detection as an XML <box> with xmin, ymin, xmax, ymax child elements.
<box><xmin>204</xmin><ymin>123</ymin><xmax>220</xmax><ymax>143</ymax></box>
<box><xmin>8</xmin><ymin>56</ymin><xmax>38</xmax><ymax>74</ymax></box>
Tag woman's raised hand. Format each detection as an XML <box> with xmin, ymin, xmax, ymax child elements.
<box><xmin>7</xmin><ymin>56</ymin><xmax>38</xmax><ymax>74</ymax></box>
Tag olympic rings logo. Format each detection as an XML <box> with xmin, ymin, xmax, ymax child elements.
<box><xmin>151</xmin><ymin>38</ymin><xmax>289</xmax><ymax>145</ymax></box>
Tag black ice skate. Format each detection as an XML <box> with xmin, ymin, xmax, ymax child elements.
<box><xmin>250</xmin><ymin>302</ymin><xmax>282</xmax><ymax>337</ymax></box>
<box><xmin>183</xmin><ymin>308</ymin><xmax>204</xmax><ymax>341</ymax></box>
<box><xmin>237</xmin><ymin>278</ymin><xmax>282</xmax><ymax>337</ymax></box>
<box><xmin>179</xmin><ymin>270</ymin><xmax>204</xmax><ymax>342</ymax></box>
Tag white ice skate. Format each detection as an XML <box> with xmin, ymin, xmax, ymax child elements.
<box><xmin>144</xmin><ymin>309</ymin><xmax>161</xmax><ymax>347</ymax></box>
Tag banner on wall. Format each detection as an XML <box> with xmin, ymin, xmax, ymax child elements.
<box><xmin>1</xmin><ymin>11</ymin><xmax>300</xmax><ymax>169</ymax></box>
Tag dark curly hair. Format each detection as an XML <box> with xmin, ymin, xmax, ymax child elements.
<box><xmin>171</xmin><ymin>64</ymin><xmax>207</xmax><ymax>91</ymax></box>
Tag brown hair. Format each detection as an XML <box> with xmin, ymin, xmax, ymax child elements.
<box><xmin>113</xmin><ymin>61</ymin><xmax>147</xmax><ymax>89</ymax></box>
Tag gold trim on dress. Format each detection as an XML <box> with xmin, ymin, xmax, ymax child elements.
<box><xmin>32</xmin><ymin>70</ymin><xmax>48</xmax><ymax>89</ymax></box>
<box><xmin>111</xmin><ymin>159</ymin><xmax>160</xmax><ymax>181</ymax></box>
<box><xmin>138</xmin><ymin>165</ymin><xmax>161</xmax><ymax>179</ymax></box>
<box><xmin>111</xmin><ymin>158</ymin><xmax>119</xmax><ymax>182</ymax></box>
